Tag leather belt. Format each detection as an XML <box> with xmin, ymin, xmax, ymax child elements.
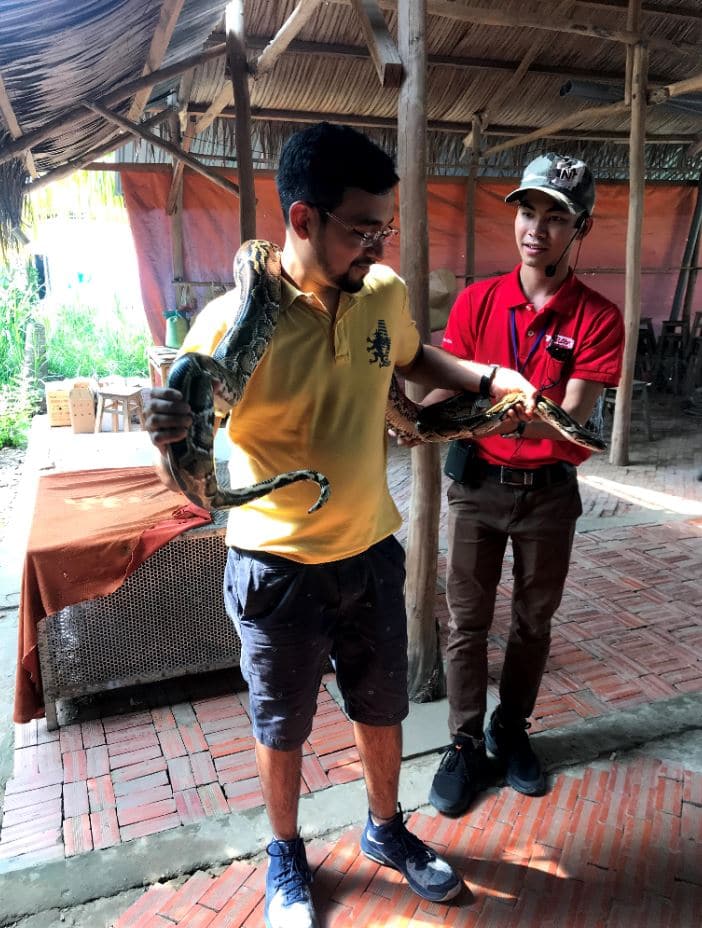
<box><xmin>474</xmin><ymin>460</ymin><xmax>574</xmax><ymax>489</ymax></box>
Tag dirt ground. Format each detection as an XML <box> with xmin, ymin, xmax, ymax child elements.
<box><xmin>0</xmin><ymin>447</ymin><xmax>24</xmax><ymax>537</ymax></box>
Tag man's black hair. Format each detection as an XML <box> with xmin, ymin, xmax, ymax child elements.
<box><xmin>276</xmin><ymin>122</ymin><xmax>399</xmax><ymax>224</ymax></box>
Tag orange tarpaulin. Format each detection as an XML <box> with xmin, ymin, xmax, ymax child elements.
<box><xmin>14</xmin><ymin>467</ymin><xmax>211</xmax><ymax>723</ymax></box>
<box><xmin>121</xmin><ymin>167</ymin><xmax>702</xmax><ymax>343</ymax></box>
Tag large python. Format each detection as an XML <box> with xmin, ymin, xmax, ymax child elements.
<box><xmin>166</xmin><ymin>241</ymin><xmax>330</xmax><ymax>513</ymax></box>
<box><xmin>391</xmin><ymin>380</ymin><xmax>606</xmax><ymax>452</ymax></box>
<box><xmin>167</xmin><ymin>240</ymin><xmax>605</xmax><ymax>513</ymax></box>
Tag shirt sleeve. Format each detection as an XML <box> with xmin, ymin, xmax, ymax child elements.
<box><xmin>178</xmin><ymin>291</ymin><xmax>237</xmax><ymax>358</ymax></box>
<box><xmin>394</xmin><ymin>283</ymin><xmax>422</xmax><ymax>367</ymax></box>
<box><xmin>570</xmin><ymin>301</ymin><xmax>625</xmax><ymax>386</ymax></box>
<box><xmin>441</xmin><ymin>289</ymin><xmax>475</xmax><ymax>360</ymax></box>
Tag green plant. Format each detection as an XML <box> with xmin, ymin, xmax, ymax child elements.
<box><xmin>0</xmin><ymin>382</ymin><xmax>32</xmax><ymax>448</ymax></box>
<box><xmin>0</xmin><ymin>260</ymin><xmax>39</xmax><ymax>385</ymax></box>
<box><xmin>40</xmin><ymin>299</ymin><xmax>150</xmax><ymax>379</ymax></box>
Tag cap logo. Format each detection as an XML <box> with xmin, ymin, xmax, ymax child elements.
<box><xmin>548</xmin><ymin>158</ymin><xmax>587</xmax><ymax>193</ymax></box>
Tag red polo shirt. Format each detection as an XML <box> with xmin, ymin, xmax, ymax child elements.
<box><xmin>441</xmin><ymin>265</ymin><xmax>624</xmax><ymax>467</ymax></box>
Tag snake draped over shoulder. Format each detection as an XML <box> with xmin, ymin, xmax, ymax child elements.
<box><xmin>166</xmin><ymin>240</ymin><xmax>331</xmax><ymax>513</ymax></box>
<box><xmin>166</xmin><ymin>239</ymin><xmax>606</xmax><ymax>514</ymax></box>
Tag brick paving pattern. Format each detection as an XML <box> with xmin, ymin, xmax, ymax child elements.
<box><xmin>110</xmin><ymin>757</ymin><xmax>702</xmax><ymax>927</ymax></box>
<box><xmin>3</xmin><ymin>512</ymin><xmax>700</xmax><ymax>864</ymax></box>
<box><xmin>1</xmin><ymin>392</ymin><xmax>700</xmax><ymax>914</ymax></box>
<box><xmin>1</xmin><ymin>683</ymin><xmax>361</xmax><ymax>864</ymax></box>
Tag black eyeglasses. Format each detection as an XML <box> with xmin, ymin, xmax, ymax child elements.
<box><xmin>320</xmin><ymin>209</ymin><xmax>399</xmax><ymax>248</ymax></box>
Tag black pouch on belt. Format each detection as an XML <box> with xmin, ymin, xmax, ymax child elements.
<box><xmin>444</xmin><ymin>440</ymin><xmax>476</xmax><ymax>483</ymax></box>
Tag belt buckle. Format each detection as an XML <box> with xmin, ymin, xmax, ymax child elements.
<box><xmin>499</xmin><ymin>466</ymin><xmax>533</xmax><ymax>487</ymax></box>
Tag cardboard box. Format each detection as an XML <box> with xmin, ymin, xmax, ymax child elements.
<box><xmin>68</xmin><ymin>382</ymin><xmax>96</xmax><ymax>433</ymax></box>
<box><xmin>45</xmin><ymin>381</ymin><xmax>71</xmax><ymax>427</ymax></box>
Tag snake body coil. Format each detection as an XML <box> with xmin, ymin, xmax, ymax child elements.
<box><xmin>166</xmin><ymin>240</ymin><xmax>605</xmax><ymax>514</ymax></box>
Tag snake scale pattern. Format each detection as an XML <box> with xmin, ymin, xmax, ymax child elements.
<box><xmin>167</xmin><ymin>240</ymin><xmax>605</xmax><ymax>514</ymax></box>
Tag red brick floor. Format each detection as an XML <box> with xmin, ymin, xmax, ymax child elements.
<box><xmin>110</xmin><ymin>756</ymin><xmax>702</xmax><ymax>927</ymax></box>
<box><xmin>1</xmin><ymin>684</ymin><xmax>362</xmax><ymax>864</ymax></box>
<box><xmin>3</xmin><ymin>520</ymin><xmax>701</xmax><ymax>864</ymax></box>
<box><xmin>2</xmin><ymin>398</ymin><xmax>700</xmax><ymax>867</ymax></box>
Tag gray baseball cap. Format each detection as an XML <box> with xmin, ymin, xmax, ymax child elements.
<box><xmin>505</xmin><ymin>153</ymin><xmax>596</xmax><ymax>215</ymax></box>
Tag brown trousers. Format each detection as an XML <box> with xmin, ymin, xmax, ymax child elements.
<box><xmin>446</xmin><ymin>470</ymin><xmax>582</xmax><ymax>740</ymax></box>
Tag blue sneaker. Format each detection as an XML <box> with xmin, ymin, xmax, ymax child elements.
<box><xmin>264</xmin><ymin>837</ymin><xmax>319</xmax><ymax>928</ymax></box>
<box><xmin>360</xmin><ymin>808</ymin><xmax>462</xmax><ymax>902</ymax></box>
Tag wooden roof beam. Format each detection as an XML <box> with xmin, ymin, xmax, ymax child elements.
<box><xmin>322</xmin><ymin>0</ymin><xmax>698</xmax><ymax>56</ymax></box>
<box><xmin>577</xmin><ymin>0</ymin><xmax>702</xmax><ymax>22</ymax></box>
<box><xmin>184</xmin><ymin>102</ymin><xmax>693</xmax><ymax>144</ymax></box>
<box><xmin>0</xmin><ymin>72</ymin><xmax>37</xmax><ymax>177</ymax></box>
<box><xmin>194</xmin><ymin>0</ymin><xmax>324</xmax><ymax>140</ymax></box>
<box><xmin>481</xmin><ymin>100</ymin><xmax>631</xmax><ymax>157</ymax></box>
<box><xmin>254</xmin><ymin>0</ymin><xmax>322</xmax><ymax>77</ymax></box>
<box><xmin>350</xmin><ymin>0</ymin><xmax>403</xmax><ymax>88</ymax></box>
<box><xmin>128</xmin><ymin>0</ymin><xmax>186</xmax><ymax>121</ymax></box>
<box><xmin>650</xmin><ymin>71</ymin><xmax>702</xmax><ymax>106</ymax></box>
<box><xmin>28</xmin><ymin>110</ymin><xmax>171</xmax><ymax>194</ymax></box>
<box><xmin>211</xmin><ymin>34</ymin><xmax>670</xmax><ymax>85</ymax></box>
<box><xmin>0</xmin><ymin>43</ymin><xmax>227</xmax><ymax>168</ymax></box>
<box><xmin>84</xmin><ymin>101</ymin><xmax>240</xmax><ymax>198</ymax></box>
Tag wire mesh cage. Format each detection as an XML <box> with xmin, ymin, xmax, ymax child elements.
<box><xmin>37</xmin><ymin>522</ymin><xmax>239</xmax><ymax>728</ymax></box>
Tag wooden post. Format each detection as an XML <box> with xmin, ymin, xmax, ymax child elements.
<box><xmin>226</xmin><ymin>0</ymin><xmax>256</xmax><ymax>242</ymax></box>
<box><xmin>611</xmin><ymin>43</ymin><xmax>648</xmax><ymax>467</ymax></box>
<box><xmin>398</xmin><ymin>0</ymin><xmax>444</xmax><ymax>703</ymax></box>
<box><xmin>682</xmin><ymin>229</ymin><xmax>701</xmax><ymax>325</ymax></box>
<box><xmin>670</xmin><ymin>170</ymin><xmax>702</xmax><ymax>322</ymax></box>
<box><xmin>464</xmin><ymin>114</ymin><xmax>482</xmax><ymax>286</ymax></box>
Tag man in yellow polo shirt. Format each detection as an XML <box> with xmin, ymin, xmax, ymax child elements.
<box><xmin>143</xmin><ymin>122</ymin><xmax>536</xmax><ymax>928</ymax></box>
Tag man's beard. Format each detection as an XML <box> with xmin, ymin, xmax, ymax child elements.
<box><xmin>317</xmin><ymin>247</ymin><xmax>369</xmax><ymax>294</ymax></box>
<box><xmin>334</xmin><ymin>271</ymin><xmax>366</xmax><ymax>293</ymax></box>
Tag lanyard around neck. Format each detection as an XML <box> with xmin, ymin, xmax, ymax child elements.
<box><xmin>509</xmin><ymin>307</ymin><xmax>550</xmax><ymax>375</ymax></box>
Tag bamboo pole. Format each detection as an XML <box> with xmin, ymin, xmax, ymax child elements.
<box><xmin>464</xmin><ymin>115</ymin><xmax>482</xmax><ymax>286</ymax></box>
<box><xmin>398</xmin><ymin>0</ymin><xmax>444</xmax><ymax>703</ymax></box>
<box><xmin>226</xmin><ymin>1</ymin><xmax>256</xmax><ymax>242</ymax></box>
<box><xmin>611</xmin><ymin>43</ymin><xmax>648</xmax><ymax>467</ymax></box>
<box><xmin>84</xmin><ymin>101</ymin><xmax>241</xmax><ymax>198</ymax></box>
<box><xmin>0</xmin><ymin>44</ymin><xmax>227</xmax><ymax>167</ymax></box>
<box><xmin>623</xmin><ymin>0</ymin><xmax>641</xmax><ymax>105</ymax></box>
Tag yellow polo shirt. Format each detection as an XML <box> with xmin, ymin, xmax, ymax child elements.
<box><xmin>179</xmin><ymin>263</ymin><xmax>420</xmax><ymax>563</ymax></box>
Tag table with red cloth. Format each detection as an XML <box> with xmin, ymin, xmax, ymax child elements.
<box><xmin>14</xmin><ymin>466</ymin><xmax>211</xmax><ymax>723</ymax></box>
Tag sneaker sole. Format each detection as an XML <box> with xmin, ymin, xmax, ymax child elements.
<box><xmin>361</xmin><ymin>847</ymin><xmax>463</xmax><ymax>902</ymax></box>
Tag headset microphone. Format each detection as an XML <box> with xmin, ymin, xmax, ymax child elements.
<box><xmin>544</xmin><ymin>213</ymin><xmax>587</xmax><ymax>278</ymax></box>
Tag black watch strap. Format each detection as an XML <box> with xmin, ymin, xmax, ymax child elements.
<box><xmin>479</xmin><ymin>364</ymin><xmax>499</xmax><ymax>399</ymax></box>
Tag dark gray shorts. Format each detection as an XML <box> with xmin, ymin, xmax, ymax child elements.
<box><xmin>223</xmin><ymin>536</ymin><xmax>409</xmax><ymax>750</ymax></box>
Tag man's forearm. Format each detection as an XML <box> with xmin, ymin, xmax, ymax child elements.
<box><xmin>400</xmin><ymin>344</ymin><xmax>494</xmax><ymax>393</ymax></box>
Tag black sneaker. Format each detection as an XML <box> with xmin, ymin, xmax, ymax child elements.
<box><xmin>484</xmin><ymin>708</ymin><xmax>545</xmax><ymax>796</ymax></box>
<box><xmin>264</xmin><ymin>836</ymin><xmax>319</xmax><ymax>928</ymax></box>
<box><xmin>428</xmin><ymin>737</ymin><xmax>491</xmax><ymax>817</ymax></box>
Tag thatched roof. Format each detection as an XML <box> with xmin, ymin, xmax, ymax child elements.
<box><xmin>1</xmin><ymin>0</ymin><xmax>702</xmax><ymax>246</ymax></box>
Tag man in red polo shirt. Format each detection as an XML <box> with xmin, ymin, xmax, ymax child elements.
<box><xmin>428</xmin><ymin>153</ymin><xmax>624</xmax><ymax>816</ymax></box>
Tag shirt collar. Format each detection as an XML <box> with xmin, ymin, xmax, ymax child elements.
<box><xmin>503</xmin><ymin>264</ymin><xmax>582</xmax><ymax>317</ymax></box>
<box><xmin>280</xmin><ymin>272</ymin><xmax>367</xmax><ymax>313</ymax></box>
